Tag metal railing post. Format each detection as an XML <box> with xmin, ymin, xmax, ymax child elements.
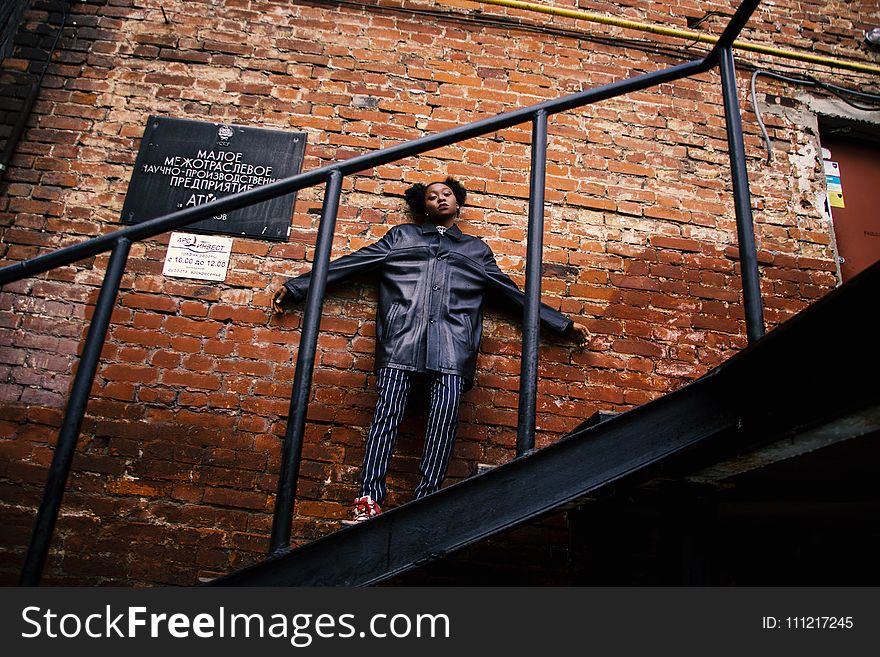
<box><xmin>718</xmin><ymin>46</ymin><xmax>765</xmax><ymax>344</ymax></box>
<box><xmin>516</xmin><ymin>110</ymin><xmax>548</xmax><ymax>456</ymax></box>
<box><xmin>269</xmin><ymin>170</ymin><xmax>343</xmax><ymax>555</ymax></box>
<box><xmin>19</xmin><ymin>237</ymin><xmax>131</xmax><ymax>586</ymax></box>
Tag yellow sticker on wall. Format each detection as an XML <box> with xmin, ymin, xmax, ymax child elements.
<box><xmin>828</xmin><ymin>191</ymin><xmax>845</xmax><ymax>208</ymax></box>
<box><xmin>824</xmin><ymin>160</ymin><xmax>845</xmax><ymax>208</ymax></box>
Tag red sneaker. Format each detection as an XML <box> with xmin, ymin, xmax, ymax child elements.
<box><xmin>351</xmin><ymin>495</ymin><xmax>381</xmax><ymax>523</ymax></box>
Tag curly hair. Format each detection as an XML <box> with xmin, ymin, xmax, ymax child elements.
<box><xmin>404</xmin><ymin>177</ymin><xmax>467</xmax><ymax>216</ymax></box>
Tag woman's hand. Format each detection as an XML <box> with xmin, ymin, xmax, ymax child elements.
<box><xmin>569</xmin><ymin>322</ymin><xmax>590</xmax><ymax>346</ymax></box>
<box><xmin>272</xmin><ymin>287</ymin><xmax>290</xmax><ymax>314</ymax></box>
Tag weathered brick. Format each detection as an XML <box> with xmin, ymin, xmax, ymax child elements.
<box><xmin>0</xmin><ymin>0</ymin><xmax>854</xmax><ymax>587</ymax></box>
<box><xmin>203</xmin><ymin>487</ymin><xmax>267</xmax><ymax>510</ymax></box>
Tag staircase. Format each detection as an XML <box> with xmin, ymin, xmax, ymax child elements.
<box><xmin>206</xmin><ymin>261</ymin><xmax>880</xmax><ymax>585</ymax></box>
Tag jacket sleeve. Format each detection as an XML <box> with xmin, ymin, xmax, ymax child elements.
<box><xmin>482</xmin><ymin>247</ymin><xmax>573</xmax><ymax>335</ymax></box>
<box><xmin>283</xmin><ymin>227</ymin><xmax>395</xmax><ymax>302</ymax></box>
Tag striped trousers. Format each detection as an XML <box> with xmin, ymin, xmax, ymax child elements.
<box><xmin>359</xmin><ymin>367</ymin><xmax>465</xmax><ymax>504</ymax></box>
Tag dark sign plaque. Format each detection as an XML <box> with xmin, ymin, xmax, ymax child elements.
<box><xmin>120</xmin><ymin>116</ymin><xmax>306</xmax><ymax>241</ymax></box>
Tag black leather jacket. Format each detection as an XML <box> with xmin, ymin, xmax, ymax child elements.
<box><xmin>284</xmin><ymin>222</ymin><xmax>573</xmax><ymax>389</ymax></box>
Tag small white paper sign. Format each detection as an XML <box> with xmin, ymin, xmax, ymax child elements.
<box><xmin>163</xmin><ymin>232</ymin><xmax>233</xmax><ymax>281</ymax></box>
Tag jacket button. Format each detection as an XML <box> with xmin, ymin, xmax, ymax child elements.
<box><xmin>432</xmin><ymin>285</ymin><xmax>439</xmax><ymax>291</ymax></box>
<box><xmin>430</xmin><ymin>319</ymin><xmax>436</xmax><ymax>323</ymax></box>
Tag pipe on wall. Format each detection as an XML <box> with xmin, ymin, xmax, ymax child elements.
<box><xmin>465</xmin><ymin>0</ymin><xmax>880</xmax><ymax>75</ymax></box>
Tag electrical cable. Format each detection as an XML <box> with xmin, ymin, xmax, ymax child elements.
<box><xmin>750</xmin><ymin>69</ymin><xmax>880</xmax><ymax>164</ymax></box>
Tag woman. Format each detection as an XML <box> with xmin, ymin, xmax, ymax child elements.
<box><xmin>273</xmin><ymin>178</ymin><xmax>588</xmax><ymax>522</ymax></box>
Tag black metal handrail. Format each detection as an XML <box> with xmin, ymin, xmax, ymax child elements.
<box><xmin>1</xmin><ymin>0</ymin><xmax>765</xmax><ymax>583</ymax></box>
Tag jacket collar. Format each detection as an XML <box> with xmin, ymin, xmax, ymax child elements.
<box><xmin>420</xmin><ymin>221</ymin><xmax>463</xmax><ymax>241</ymax></box>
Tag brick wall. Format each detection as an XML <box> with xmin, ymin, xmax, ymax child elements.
<box><xmin>0</xmin><ymin>0</ymin><xmax>877</xmax><ymax>584</ymax></box>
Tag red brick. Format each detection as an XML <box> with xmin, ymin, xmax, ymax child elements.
<box><xmin>106</xmin><ymin>477</ymin><xmax>165</xmax><ymax>496</ymax></box>
<box><xmin>111</xmin><ymin>327</ymin><xmax>171</xmax><ymax>348</ymax></box>
<box><xmin>100</xmin><ymin>364</ymin><xmax>160</xmax><ymax>384</ymax></box>
<box><xmin>236</xmin><ymin>343</ymin><xmax>290</xmax><ymax>362</ymax></box>
<box><xmin>203</xmin><ymin>487</ymin><xmax>267</xmax><ymax>510</ymax></box>
<box><xmin>165</xmin><ymin>316</ymin><xmax>224</xmax><ymax>338</ymax></box>
<box><xmin>121</xmin><ymin>293</ymin><xmax>178</xmax><ymax>313</ymax></box>
<box><xmin>209</xmin><ymin>305</ymin><xmax>269</xmax><ymax>324</ymax></box>
<box><xmin>0</xmin><ymin>0</ymin><xmax>848</xmax><ymax>586</ymax></box>
<box><xmin>612</xmin><ymin>339</ymin><xmax>666</xmax><ymax>358</ymax></box>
